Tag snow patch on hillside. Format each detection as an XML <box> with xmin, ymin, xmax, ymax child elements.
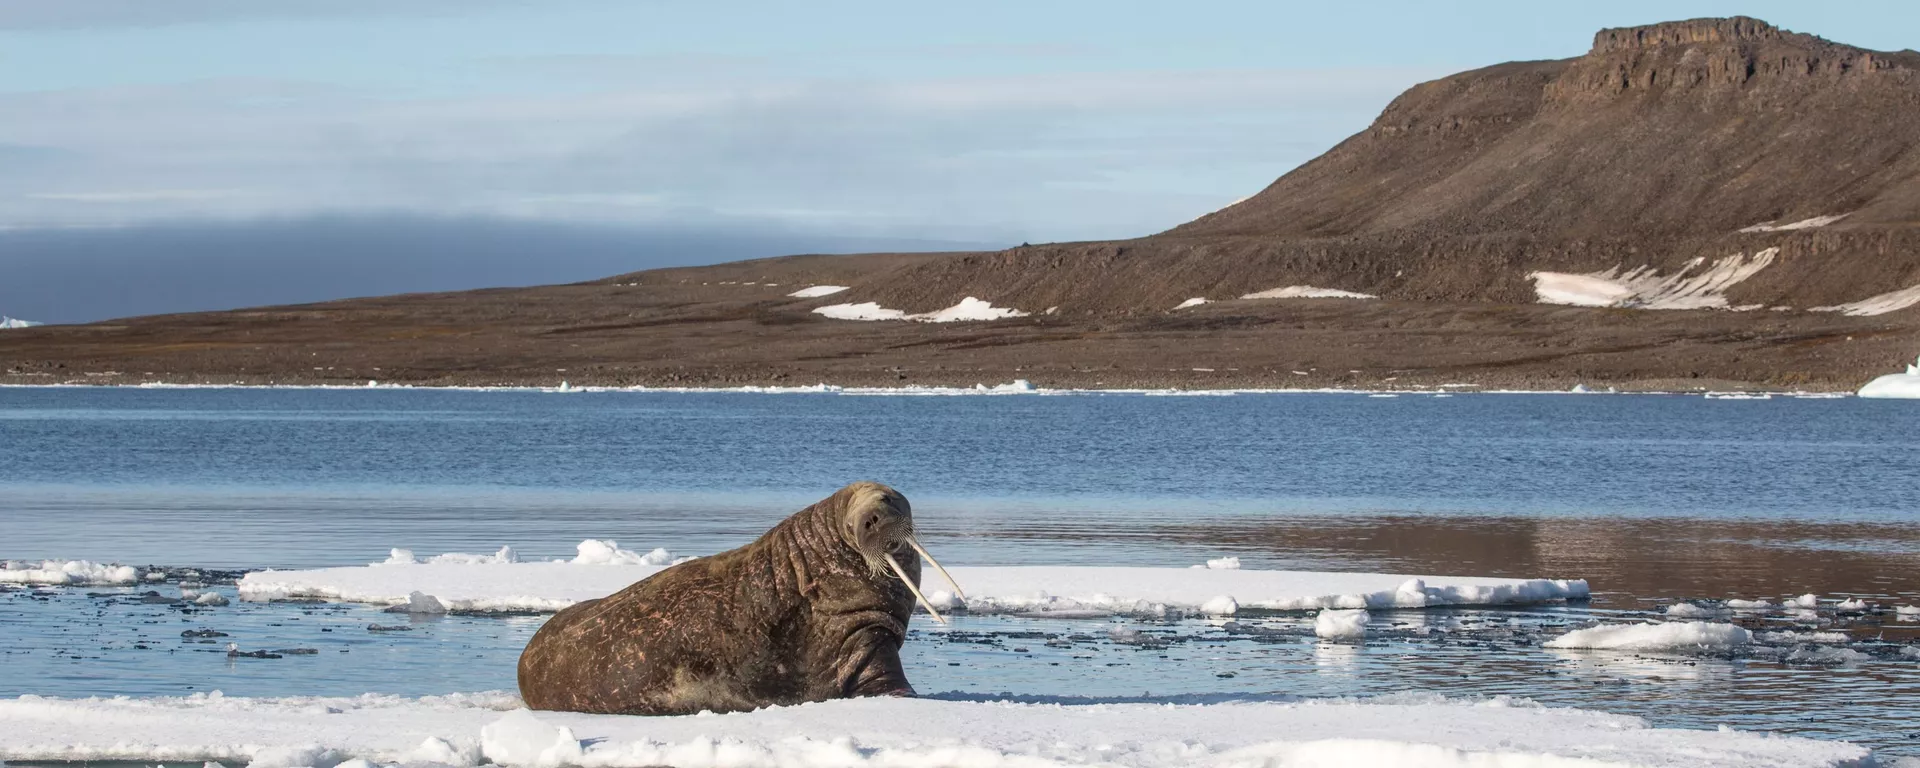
<box><xmin>1241</xmin><ymin>286</ymin><xmax>1378</xmax><ymax>300</ymax></box>
<box><xmin>1738</xmin><ymin>213</ymin><xmax>1849</xmax><ymax>233</ymax></box>
<box><xmin>1175</xmin><ymin>297</ymin><xmax>1210</xmax><ymax>309</ymax></box>
<box><xmin>787</xmin><ymin>285</ymin><xmax>850</xmax><ymax>298</ymax></box>
<box><xmin>814</xmin><ymin>297</ymin><xmax>1029</xmax><ymax>323</ymax></box>
<box><xmin>1529</xmin><ymin>248</ymin><xmax>1777</xmax><ymax>310</ymax></box>
<box><xmin>0</xmin><ymin>316</ymin><xmax>43</xmax><ymax>329</ymax></box>
<box><xmin>1812</xmin><ymin>283</ymin><xmax>1920</xmax><ymax>317</ymax></box>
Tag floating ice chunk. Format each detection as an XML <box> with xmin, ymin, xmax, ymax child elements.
<box><xmin>571</xmin><ymin>540</ymin><xmax>676</xmax><ymax>566</ymax></box>
<box><xmin>1835</xmin><ymin>598</ymin><xmax>1871</xmax><ymax>612</ymax></box>
<box><xmin>1739</xmin><ymin>213</ymin><xmax>1850</xmax><ymax>233</ymax></box>
<box><xmin>194</xmin><ymin>592</ymin><xmax>231</xmax><ymax>607</ymax></box>
<box><xmin>1786</xmin><ymin>646</ymin><xmax>1870</xmax><ymax>665</ymax></box>
<box><xmin>787</xmin><ymin>285</ymin><xmax>850</xmax><ymax>298</ymax></box>
<box><xmin>1897</xmin><ymin>605</ymin><xmax>1920</xmax><ymax>619</ymax></box>
<box><xmin>1528</xmin><ymin>249</ymin><xmax>1777</xmax><ymax>310</ymax></box>
<box><xmin>1315</xmin><ymin>609</ymin><xmax>1368</xmax><ymax>640</ymax></box>
<box><xmin>1205</xmin><ymin>557</ymin><xmax>1242</xmax><ymax>570</ymax></box>
<box><xmin>1241</xmin><ymin>286</ymin><xmax>1377</xmax><ymax>300</ymax></box>
<box><xmin>1545</xmin><ymin>622</ymin><xmax>1753</xmax><ymax>650</ymax></box>
<box><xmin>399</xmin><ymin>591</ymin><xmax>447</xmax><ymax>615</ymax></box>
<box><xmin>1726</xmin><ymin>599</ymin><xmax>1775</xmax><ymax>611</ymax></box>
<box><xmin>1665</xmin><ymin>602</ymin><xmax>1724</xmax><ymax>619</ymax></box>
<box><xmin>1757</xmin><ymin>631</ymin><xmax>1849</xmax><ymax>645</ymax></box>
<box><xmin>1201</xmin><ymin>595</ymin><xmax>1239</xmax><ymax>616</ymax></box>
<box><xmin>480</xmin><ymin>710</ymin><xmax>584</xmax><ymax>767</ymax></box>
<box><xmin>1174</xmin><ymin>297</ymin><xmax>1209</xmax><ymax>309</ymax></box>
<box><xmin>1859</xmin><ymin>357</ymin><xmax>1920</xmax><ymax>399</ymax></box>
<box><xmin>0</xmin><ymin>560</ymin><xmax>140</xmax><ymax>586</ymax></box>
<box><xmin>1787</xmin><ymin>594</ymin><xmax>1820</xmax><ymax>609</ymax></box>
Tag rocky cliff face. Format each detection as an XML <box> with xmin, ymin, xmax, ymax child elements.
<box><xmin>821</xmin><ymin>17</ymin><xmax>1920</xmax><ymax>317</ymax></box>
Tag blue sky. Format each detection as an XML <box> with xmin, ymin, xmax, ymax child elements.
<box><xmin>1</xmin><ymin>1</ymin><xmax>1915</xmax><ymax>243</ymax></box>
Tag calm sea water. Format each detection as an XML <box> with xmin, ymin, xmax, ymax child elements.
<box><xmin>3</xmin><ymin>387</ymin><xmax>1919</xmax><ymax>756</ymax></box>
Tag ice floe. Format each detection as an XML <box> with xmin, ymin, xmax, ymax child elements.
<box><xmin>1664</xmin><ymin>602</ymin><xmax>1726</xmax><ymax>619</ymax></box>
<box><xmin>1240</xmin><ymin>286</ymin><xmax>1378</xmax><ymax>300</ymax></box>
<box><xmin>1811</xmin><ymin>283</ymin><xmax>1920</xmax><ymax>316</ymax></box>
<box><xmin>1315</xmin><ymin>608</ymin><xmax>1369</xmax><ymax>641</ymax></box>
<box><xmin>1725</xmin><ymin>599</ymin><xmax>1776</xmax><ymax>611</ymax></box>
<box><xmin>786</xmin><ymin>285</ymin><xmax>850</xmax><ymax>298</ymax></box>
<box><xmin>1544</xmin><ymin>622</ymin><xmax>1753</xmax><ymax>651</ymax></box>
<box><xmin>0</xmin><ymin>316</ymin><xmax>42</xmax><ymax>329</ymax></box>
<box><xmin>0</xmin><ymin>559</ymin><xmax>140</xmax><ymax>586</ymax></box>
<box><xmin>813</xmin><ymin>296</ymin><xmax>1030</xmax><ymax>323</ymax></box>
<box><xmin>0</xmin><ymin>690</ymin><xmax>1872</xmax><ymax>768</ymax></box>
<box><xmin>236</xmin><ymin>549</ymin><xmax>1588</xmax><ymax>616</ymax></box>
<box><xmin>1528</xmin><ymin>249</ymin><xmax>1777</xmax><ymax>310</ymax></box>
<box><xmin>1858</xmin><ymin>357</ymin><xmax>1920</xmax><ymax>399</ymax></box>
<box><xmin>1738</xmin><ymin>213</ymin><xmax>1850</xmax><ymax>233</ymax></box>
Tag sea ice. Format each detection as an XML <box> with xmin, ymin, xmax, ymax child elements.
<box><xmin>1200</xmin><ymin>595</ymin><xmax>1239</xmax><ymax>616</ymax></box>
<box><xmin>1544</xmin><ymin>622</ymin><xmax>1753</xmax><ymax>651</ymax></box>
<box><xmin>1725</xmin><ymin>599</ymin><xmax>1776</xmax><ymax>611</ymax></box>
<box><xmin>570</xmin><ymin>540</ymin><xmax>677</xmax><ymax>566</ymax></box>
<box><xmin>0</xmin><ymin>690</ymin><xmax>1868</xmax><ymax>768</ymax></box>
<box><xmin>0</xmin><ymin>560</ymin><xmax>139</xmax><ymax>586</ymax></box>
<box><xmin>1858</xmin><ymin>357</ymin><xmax>1920</xmax><ymax>399</ymax></box>
<box><xmin>786</xmin><ymin>286</ymin><xmax>850</xmax><ymax>298</ymax></box>
<box><xmin>1528</xmin><ymin>249</ymin><xmax>1778</xmax><ymax>310</ymax></box>
<box><xmin>1756</xmin><ymin>631</ymin><xmax>1849</xmax><ymax>645</ymax></box>
<box><xmin>1240</xmin><ymin>286</ymin><xmax>1378</xmax><ymax>300</ymax></box>
<box><xmin>1835</xmin><ymin>598</ymin><xmax>1871</xmax><ymax>612</ymax></box>
<box><xmin>237</xmin><ymin>552</ymin><xmax>1589</xmax><ymax>616</ymax></box>
<box><xmin>1786</xmin><ymin>646</ymin><xmax>1870</xmax><ymax>665</ymax></box>
<box><xmin>1787</xmin><ymin>594</ymin><xmax>1821</xmax><ymax>609</ymax></box>
<box><xmin>1896</xmin><ymin>605</ymin><xmax>1920</xmax><ymax>619</ymax></box>
<box><xmin>1205</xmin><ymin>557</ymin><xmax>1242</xmax><ymax>570</ymax></box>
<box><xmin>192</xmin><ymin>592</ymin><xmax>230</xmax><ymax>607</ymax></box>
<box><xmin>1316</xmin><ymin>609</ymin><xmax>1369</xmax><ymax>641</ymax></box>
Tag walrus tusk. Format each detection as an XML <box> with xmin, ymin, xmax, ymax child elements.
<box><xmin>908</xmin><ymin>537</ymin><xmax>966</xmax><ymax>601</ymax></box>
<box><xmin>885</xmin><ymin>553</ymin><xmax>948</xmax><ymax>625</ymax></box>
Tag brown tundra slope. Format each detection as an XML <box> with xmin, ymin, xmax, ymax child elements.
<box><xmin>3</xmin><ymin>17</ymin><xmax>1918</xmax><ymax>392</ymax></box>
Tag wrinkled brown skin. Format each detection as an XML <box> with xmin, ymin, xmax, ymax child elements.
<box><xmin>517</xmin><ymin>482</ymin><xmax>921</xmax><ymax>715</ymax></box>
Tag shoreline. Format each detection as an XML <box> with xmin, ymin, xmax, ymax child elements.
<box><xmin>0</xmin><ymin>379</ymin><xmax>1871</xmax><ymax>397</ymax></box>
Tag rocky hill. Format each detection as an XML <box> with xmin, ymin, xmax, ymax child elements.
<box><xmin>728</xmin><ymin>17</ymin><xmax>1920</xmax><ymax>317</ymax></box>
<box><xmin>3</xmin><ymin>17</ymin><xmax>1917</xmax><ymax>392</ymax></box>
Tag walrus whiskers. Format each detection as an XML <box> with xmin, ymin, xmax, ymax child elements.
<box><xmin>908</xmin><ymin>536</ymin><xmax>967</xmax><ymax>600</ymax></box>
<box><xmin>886</xmin><ymin>552</ymin><xmax>948</xmax><ymax>624</ymax></box>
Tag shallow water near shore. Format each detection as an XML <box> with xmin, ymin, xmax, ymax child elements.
<box><xmin>3</xmin><ymin>387</ymin><xmax>1919</xmax><ymax>757</ymax></box>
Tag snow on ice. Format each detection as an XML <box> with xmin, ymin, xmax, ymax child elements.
<box><xmin>1544</xmin><ymin>622</ymin><xmax>1754</xmax><ymax>651</ymax></box>
<box><xmin>236</xmin><ymin>545</ymin><xmax>1589</xmax><ymax>616</ymax></box>
<box><xmin>0</xmin><ymin>560</ymin><xmax>140</xmax><ymax>586</ymax></box>
<box><xmin>786</xmin><ymin>286</ymin><xmax>850</xmax><ymax>298</ymax></box>
<box><xmin>1528</xmin><ymin>249</ymin><xmax>1778</xmax><ymax>310</ymax></box>
<box><xmin>0</xmin><ymin>690</ymin><xmax>1874</xmax><ymax>768</ymax></box>
<box><xmin>1240</xmin><ymin>286</ymin><xmax>1378</xmax><ymax>300</ymax></box>
<box><xmin>812</xmin><ymin>297</ymin><xmax>1030</xmax><ymax>323</ymax></box>
<box><xmin>1858</xmin><ymin>357</ymin><xmax>1920</xmax><ymax>399</ymax></box>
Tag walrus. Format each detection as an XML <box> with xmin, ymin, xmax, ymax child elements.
<box><xmin>516</xmin><ymin>481</ymin><xmax>965</xmax><ymax>715</ymax></box>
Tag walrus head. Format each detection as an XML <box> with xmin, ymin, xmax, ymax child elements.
<box><xmin>836</xmin><ymin>481</ymin><xmax>966</xmax><ymax>624</ymax></box>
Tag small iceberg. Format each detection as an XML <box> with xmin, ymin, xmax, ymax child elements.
<box><xmin>1858</xmin><ymin>356</ymin><xmax>1920</xmax><ymax>399</ymax></box>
